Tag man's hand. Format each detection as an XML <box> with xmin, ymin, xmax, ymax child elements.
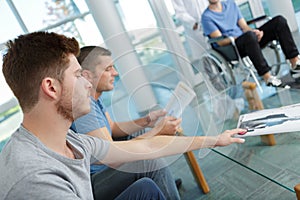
<box><xmin>145</xmin><ymin>109</ymin><xmax>167</xmax><ymax>128</ymax></box>
<box><xmin>215</xmin><ymin>128</ymin><xmax>246</xmax><ymax>147</ymax></box>
<box><xmin>152</xmin><ymin>116</ymin><xmax>182</xmax><ymax>136</ymax></box>
<box><xmin>252</xmin><ymin>29</ymin><xmax>264</xmax><ymax>42</ymax></box>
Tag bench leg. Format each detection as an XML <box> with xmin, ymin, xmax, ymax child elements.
<box><xmin>242</xmin><ymin>81</ymin><xmax>276</xmax><ymax>146</ymax></box>
<box><xmin>260</xmin><ymin>134</ymin><xmax>276</xmax><ymax>146</ymax></box>
<box><xmin>295</xmin><ymin>184</ymin><xmax>300</xmax><ymax>199</ymax></box>
<box><xmin>184</xmin><ymin>151</ymin><xmax>210</xmax><ymax>194</ymax></box>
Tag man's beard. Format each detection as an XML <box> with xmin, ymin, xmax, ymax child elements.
<box><xmin>56</xmin><ymin>89</ymin><xmax>74</xmax><ymax>122</ymax></box>
<box><xmin>208</xmin><ymin>0</ymin><xmax>218</xmax><ymax>5</ymax></box>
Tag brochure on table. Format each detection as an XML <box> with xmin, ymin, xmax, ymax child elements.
<box><xmin>236</xmin><ymin>103</ymin><xmax>300</xmax><ymax>137</ymax></box>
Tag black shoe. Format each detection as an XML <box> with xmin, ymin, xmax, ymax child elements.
<box><xmin>175</xmin><ymin>178</ymin><xmax>182</xmax><ymax>189</ymax></box>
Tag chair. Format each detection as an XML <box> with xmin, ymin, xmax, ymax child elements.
<box><xmin>199</xmin><ymin>15</ymin><xmax>284</xmax><ymax>92</ymax></box>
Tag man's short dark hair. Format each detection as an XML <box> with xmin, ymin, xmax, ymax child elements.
<box><xmin>2</xmin><ymin>31</ymin><xmax>79</xmax><ymax>112</ymax></box>
<box><xmin>77</xmin><ymin>46</ymin><xmax>111</xmax><ymax>72</ymax></box>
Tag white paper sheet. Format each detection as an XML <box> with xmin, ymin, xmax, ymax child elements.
<box><xmin>236</xmin><ymin>103</ymin><xmax>300</xmax><ymax>137</ymax></box>
<box><xmin>164</xmin><ymin>81</ymin><xmax>196</xmax><ymax>118</ymax></box>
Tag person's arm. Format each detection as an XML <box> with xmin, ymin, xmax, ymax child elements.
<box><xmin>171</xmin><ymin>0</ymin><xmax>197</xmax><ymax>28</ymax></box>
<box><xmin>208</xmin><ymin>17</ymin><xmax>246</xmax><ymax>46</ymax></box>
<box><xmin>208</xmin><ymin>18</ymin><xmax>263</xmax><ymax>46</ymax></box>
<box><xmin>209</xmin><ymin>17</ymin><xmax>249</xmax><ymax>46</ymax></box>
<box><xmin>81</xmin><ymin>108</ymin><xmax>178</xmax><ymax>141</ymax></box>
<box><xmin>108</xmin><ymin>111</ymin><xmax>150</xmax><ymax>138</ymax></box>
<box><xmin>238</xmin><ymin>18</ymin><xmax>251</xmax><ymax>32</ymax></box>
<box><xmin>109</xmin><ymin>110</ymin><xmax>181</xmax><ymax>138</ymax></box>
<box><xmin>238</xmin><ymin>17</ymin><xmax>264</xmax><ymax>42</ymax></box>
<box><xmin>100</xmin><ymin>128</ymin><xmax>246</xmax><ymax>166</ymax></box>
<box><xmin>87</xmin><ymin>127</ymin><xmax>113</xmax><ymax>141</ymax></box>
<box><xmin>133</xmin><ymin>116</ymin><xmax>182</xmax><ymax>139</ymax></box>
<box><xmin>209</xmin><ymin>30</ymin><xmax>234</xmax><ymax>46</ymax></box>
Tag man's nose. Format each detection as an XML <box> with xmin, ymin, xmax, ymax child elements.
<box><xmin>112</xmin><ymin>67</ymin><xmax>119</xmax><ymax>76</ymax></box>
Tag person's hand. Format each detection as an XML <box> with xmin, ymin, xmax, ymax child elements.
<box><xmin>193</xmin><ymin>22</ymin><xmax>198</xmax><ymax>30</ymax></box>
<box><xmin>252</xmin><ymin>29</ymin><xmax>264</xmax><ymax>42</ymax></box>
<box><xmin>152</xmin><ymin>116</ymin><xmax>182</xmax><ymax>136</ymax></box>
<box><xmin>215</xmin><ymin>128</ymin><xmax>246</xmax><ymax>147</ymax></box>
<box><xmin>145</xmin><ymin>109</ymin><xmax>167</xmax><ymax>128</ymax></box>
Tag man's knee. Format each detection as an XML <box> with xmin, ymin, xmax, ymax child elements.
<box><xmin>272</xmin><ymin>15</ymin><xmax>288</xmax><ymax>27</ymax></box>
<box><xmin>243</xmin><ymin>31</ymin><xmax>257</xmax><ymax>42</ymax></box>
<box><xmin>132</xmin><ymin>178</ymin><xmax>165</xmax><ymax>196</ymax></box>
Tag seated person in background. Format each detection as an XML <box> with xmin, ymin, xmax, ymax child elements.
<box><xmin>201</xmin><ymin>0</ymin><xmax>300</xmax><ymax>87</ymax></box>
<box><xmin>0</xmin><ymin>31</ymin><xmax>246</xmax><ymax>199</ymax></box>
<box><xmin>71</xmin><ymin>46</ymin><xmax>181</xmax><ymax>200</ymax></box>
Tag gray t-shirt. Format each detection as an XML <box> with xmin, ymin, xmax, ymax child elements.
<box><xmin>0</xmin><ymin>125</ymin><xmax>110</xmax><ymax>199</ymax></box>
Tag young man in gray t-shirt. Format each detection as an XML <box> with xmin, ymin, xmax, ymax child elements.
<box><xmin>0</xmin><ymin>31</ymin><xmax>245</xmax><ymax>199</ymax></box>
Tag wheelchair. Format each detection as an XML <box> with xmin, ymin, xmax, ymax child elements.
<box><xmin>199</xmin><ymin>15</ymin><xmax>285</xmax><ymax>92</ymax></box>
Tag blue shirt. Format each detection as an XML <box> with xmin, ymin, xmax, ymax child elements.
<box><xmin>71</xmin><ymin>97</ymin><xmax>111</xmax><ymax>174</ymax></box>
<box><xmin>201</xmin><ymin>0</ymin><xmax>244</xmax><ymax>38</ymax></box>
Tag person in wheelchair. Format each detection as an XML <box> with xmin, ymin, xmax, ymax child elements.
<box><xmin>201</xmin><ymin>0</ymin><xmax>300</xmax><ymax>87</ymax></box>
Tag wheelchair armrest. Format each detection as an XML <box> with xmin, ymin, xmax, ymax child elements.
<box><xmin>208</xmin><ymin>36</ymin><xmax>236</xmax><ymax>46</ymax></box>
<box><xmin>246</xmin><ymin>15</ymin><xmax>270</xmax><ymax>25</ymax></box>
<box><xmin>207</xmin><ymin>35</ymin><xmax>227</xmax><ymax>44</ymax></box>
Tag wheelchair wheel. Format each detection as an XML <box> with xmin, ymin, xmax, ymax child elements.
<box><xmin>200</xmin><ymin>49</ymin><xmax>236</xmax><ymax>91</ymax></box>
<box><xmin>262</xmin><ymin>41</ymin><xmax>282</xmax><ymax>76</ymax></box>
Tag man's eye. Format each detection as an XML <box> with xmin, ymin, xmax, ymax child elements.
<box><xmin>76</xmin><ymin>73</ymin><xmax>83</xmax><ymax>78</ymax></box>
<box><xmin>105</xmin><ymin>67</ymin><xmax>112</xmax><ymax>71</ymax></box>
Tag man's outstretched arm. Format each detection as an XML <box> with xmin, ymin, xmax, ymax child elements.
<box><xmin>100</xmin><ymin>128</ymin><xmax>246</xmax><ymax>166</ymax></box>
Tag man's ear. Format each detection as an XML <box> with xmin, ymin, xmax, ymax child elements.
<box><xmin>41</xmin><ymin>77</ymin><xmax>60</xmax><ymax>100</ymax></box>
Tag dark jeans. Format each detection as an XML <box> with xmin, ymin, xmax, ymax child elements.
<box><xmin>115</xmin><ymin>177</ymin><xmax>166</xmax><ymax>200</ymax></box>
<box><xmin>235</xmin><ymin>15</ymin><xmax>299</xmax><ymax>76</ymax></box>
<box><xmin>91</xmin><ymin>159</ymin><xmax>180</xmax><ymax>200</ymax></box>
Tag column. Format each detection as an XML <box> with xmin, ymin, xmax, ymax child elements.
<box><xmin>148</xmin><ymin>0</ymin><xmax>205</xmax><ymax>87</ymax></box>
<box><xmin>85</xmin><ymin>0</ymin><xmax>157</xmax><ymax>113</ymax></box>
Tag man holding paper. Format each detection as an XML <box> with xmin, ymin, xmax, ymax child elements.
<box><xmin>71</xmin><ymin>46</ymin><xmax>182</xmax><ymax>200</ymax></box>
